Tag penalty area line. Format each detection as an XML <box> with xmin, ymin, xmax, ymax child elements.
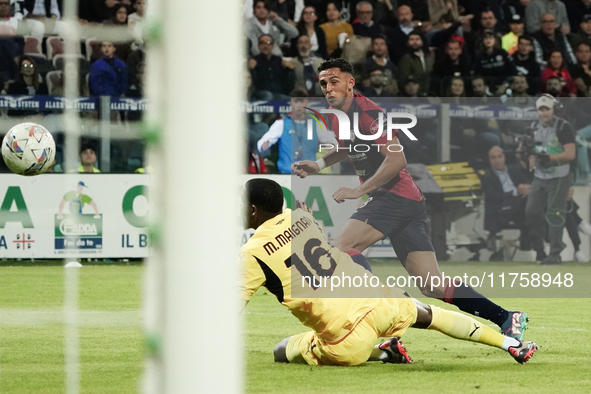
<box><xmin>0</xmin><ymin>309</ymin><xmax>141</xmax><ymax>327</ymax></box>
<box><xmin>485</xmin><ymin>324</ymin><xmax>589</xmax><ymax>332</ymax></box>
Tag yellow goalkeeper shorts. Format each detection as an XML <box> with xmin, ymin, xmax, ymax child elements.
<box><xmin>285</xmin><ymin>296</ymin><xmax>417</xmax><ymax>366</ymax></box>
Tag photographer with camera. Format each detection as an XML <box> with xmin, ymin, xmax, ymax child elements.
<box><xmin>524</xmin><ymin>94</ymin><xmax>576</xmax><ymax>265</ymax></box>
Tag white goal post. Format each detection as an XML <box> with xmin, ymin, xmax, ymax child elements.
<box><xmin>143</xmin><ymin>0</ymin><xmax>243</xmax><ymax>393</ymax></box>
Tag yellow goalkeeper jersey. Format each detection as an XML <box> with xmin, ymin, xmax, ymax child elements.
<box><xmin>240</xmin><ymin>208</ymin><xmax>383</xmax><ymax>342</ymax></box>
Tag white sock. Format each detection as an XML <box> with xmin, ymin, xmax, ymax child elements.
<box><xmin>368</xmin><ymin>344</ymin><xmax>390</xmax><ymax>361</ymax></box>
<box><xmin>502</xmin><ymin>336</ymin><xmax>521</xmax><ymax>351</ymax></box>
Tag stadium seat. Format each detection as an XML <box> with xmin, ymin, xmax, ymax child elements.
<box><xmin>23</xmin><ymin>36</ymin><xmax>45</xmax><ymax>58</ymax></box>
<box><xmin>52</xmin><ymin>53</ymin><xmax>82</xmax><ymax>69</ymax></box>
<box><xmin>85</xmin><ymin>38</ymin><xmax>102</xmax><ymax>63</ymax></box>
<box><xmin>82</xmin><ymin>72</ymin><xmax>90</xmax><ymax>96</ymax></box>
<box><xmin>46</xmin><ymin>36</ymin><xmax>65</xmax><ymax>60</ymax></box>
<box><xmin>46</xmin><ymin>70</ymin><xmax>64</xmax><ymax>95</ymax></box>
<box><xmin>85</xmin><ymin>38</ymin><xmax>94</xmax><ymax>61</ymax></box>
<box><xmin>46</xmin><ymin>37</ymin><xmax>82</xmax><ymax>61</ymax></box>
<box><xmin>52</xmin><ymin>54</ymin><xmax>90</xmax><ymax>77</ymax></box>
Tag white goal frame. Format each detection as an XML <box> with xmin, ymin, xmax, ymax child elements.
<box><xmin>1</xmin><ymin>0</ymin><xmax>243</xmax><ymax>391</ymax></box>
<box><xmin>142</xmin><ymin>0</ymin><xmax>243</xmax><ymax>393</ymax></box>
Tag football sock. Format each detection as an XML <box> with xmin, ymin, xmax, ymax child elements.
<box><xmin>345</xmin><ymin>249</ymin><xmax>373</xmax><ymax>273</ymax></box>
<box><xmin>368</xmin><ymin>346</ymin><xmax>389</xmax><ymax>362</ymax></box>
<box><xmin>427</xmin><ymin>305</ymin><xmax>511</xmax><ymax>350</ymax></box>
<box><xmin>443</xmin><ymin>280</ymin><xmax>509</xmax><ymax>327</ymax></box>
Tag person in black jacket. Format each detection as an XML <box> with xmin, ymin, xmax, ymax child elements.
<box><xmin>399</xmin><ymin>0</ymin><xmax>430</xmax><ymax>26</ymax></box>
<box><xmin>6</xmin><ymin>55</ymin><xmax>48</xmax><ymax>117</ymax></box>
<box><xmin>291</xmin><ymin>5</ymin><xmax>328</xmax><ymax>59</ymax></box>
<box><xmin>249</xmin><ymin>34</ymin><xmax>295</xmax><ymax>100</ymax></box>
<box><xmin>474</xmin><ymin>29</ymin><xmax>517</xmax><ymax>94</ymax></box>
<box><xmin>431</xmin><ymin>38</ymin><xmax>472</xmax><ymax>95</ymax></box>
<box><xmin>352</xmin><ymin>1</ymin><xmax>384</xmax><ymax>38</ymax></box>
<box><xmin>532</xmin><ymin>14</ymin><xmax>576</xmax><ymax>66</ymax></box>
<box><xmin>385</xmin><ymin>5</ymin><xmax>416</xmax><ymax>63</ymax></box>
<box><xmin>429</xmin><ymin>14</ymin><xmax>474</xmax><ymax>60</ymax></box>
<box><xmin>16</xmin><ymin>0</ymin><xmax>62</xmax><ymax>18</ymax></box>
<box><xmin>480</xmin><ymin>146</ymin><xmax>532</xmax><ymax>258</ymax></box>
<box><xmin>83</xmin><ymin>0</ymin><xmax>119</xmax><ymax>23</ymax></box>
<box><xmin>565</xmin><ymin>186</ymin><xmax>591</xmax><ymax>262</ymax></box>
<box><xmin>564</xmin><ymin>0</ymin><xmax>591</xmax><ymax>35</ymax></box>
<box><xmin>500</xmin><ymin>0</ymin><xmax>528</xmax><ymax>28</ymax></box>
<box><xmin>513</xmin><ymin>35</ymin><xmax>542</xmax><ymax>95</ymax></box>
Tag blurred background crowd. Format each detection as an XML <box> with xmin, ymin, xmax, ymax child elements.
<box><xmin>243</xmin><ymin>0</ymin><xmax>591</xmax><ymax>182</ymax></box>
<box><xmin>0</xmin><ymin>0</ymin><xmax>145</xmax><ymax>98</ymax></box>
<box><xmin>1</xmin><ymin>0</ymin><xmax>590</xmax><ymax>261</ymax></box>
<box><xmin>1</xmin><ymin>0</ymin><xmax>591</xmax><ymax>176</ymax></box>
<box><xmin>0</xmin><ymin>0</ymin><xmax>146</xmax><ymax>173</ymax></box>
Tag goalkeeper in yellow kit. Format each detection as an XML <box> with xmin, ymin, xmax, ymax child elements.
<box><xmin>241</xmin><ymin>179</ymin><xmax>538</xmax><ymax>366</ymax></box>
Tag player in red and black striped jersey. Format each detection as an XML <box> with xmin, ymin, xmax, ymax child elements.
<box><xmin>293</xmin><ymin>58</ymin><xmax>530</xmax><ymax>341</ymax></box>
<box><xmin>326</xmin><ymin>93</ymin><xmax>423</xmax><ymax>201</ymax></box>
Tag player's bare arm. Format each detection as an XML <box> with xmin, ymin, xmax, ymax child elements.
<box><xmin>292</xmin><ymin>147</ymin><xmax>348</xmax><ymax>178</ymax></box>
<box><xmin>293</xmin><ymin>67</ymin><xmax>354</xmax><ymax>178</ymax></box>
<box><xmin>332</xmin><ymin>137</ymin><xmax>407</xmax><ymax>203</ymax></box>
<box><xmin>549</xmin><ymin>143</ymin><xmax>576</xmax><ymax>163</ymax></box>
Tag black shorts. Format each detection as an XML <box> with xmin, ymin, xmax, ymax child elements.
<box><xmin>350</xmin><ymin>191</ymin><xmax>435</xmax><ymax>265</ymax></box>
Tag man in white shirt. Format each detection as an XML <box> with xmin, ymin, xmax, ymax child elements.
<box><xmin>12</xmin><ymin>0</ymin><xmax>64</xmax><ymax>35</ymax></box>
<box><xmin>480</xmin><ymin>146</ymin><xmax>531</xmax><ymax>260</ymax></box>
<box><xmin>128</xmin><ymin>0</ymin><xmax>145</xmax><ymax>26</ymax></box>
<box><xmin>1</xmin><ymin>0</ymin><xmax>44</xmax><ymax>41</ymax></box>
<box><xmin>245</xmin><ymin>0</ymin><xmax>299</xmax><ymax>56</ymax></box>
<box><xmin>0</xmin><ymin>0</ymin><xmax>19</xmax><ymax>34</ymax></box>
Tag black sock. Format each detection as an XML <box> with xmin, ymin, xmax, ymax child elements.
<box><xmin>445</xmin><ymin>282</ymin><xmax>508</xmax><ymax>327</ymax></box>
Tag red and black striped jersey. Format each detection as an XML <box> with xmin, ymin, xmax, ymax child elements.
<box><xmin>327</xmin><ymin>94</ymin><xmax>423</xmax><ymax>201</ymax></box>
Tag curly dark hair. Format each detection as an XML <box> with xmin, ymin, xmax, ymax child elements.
<box><xmin>246</xmin><ymin>178</ymin><xmax>284</xmax><ymax>214</ymax></box>
<box><xmin>317</xmin><ymin>58</ymin><xmax>353</xmax><ymax>74</ymax></box>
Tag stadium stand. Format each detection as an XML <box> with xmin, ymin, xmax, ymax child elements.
<box><xmin>23</xmin><ymin>35</ymin><xmax>43</xmax><ymax>58</ymax></box>
<box><xmin>0</xmin><ymin>0</ymin><xmax>590</xmax><ymax>181</ymax></box>
<box><xmin>0</xmin><ymin>0</ymin><xmax>589</xmax><ymax>266</ymax></box>
<box><xmin>45</xmin><ymin>69</ymin><xmax>63</xmax><ymax>95</ymax></box>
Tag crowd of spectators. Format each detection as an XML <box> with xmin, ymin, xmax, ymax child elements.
<box><xmin>0</xmin><ymin>0</ymin><xmax>146</xmax><ymax>102</ymax></box>
<box><xmin>245</xmin><ymin>0</ymin><xmax>591</xmax><ymax>100</ymax></box>
<box><xmin>244</xmin><ymin>0</ymin><xmax>591</xmax><ymax>180</ymax></box>
<box><xmin>1</xmin><ymin>1</ymin><xmax>590</xmax><ymax>260</ymax></box>
<box><xmin>0</xmin><ymin>0</ymin><xmax>147</xmax><ymax>174</ymax></box>
<box><xmin>2</xmin><ymin>0</ymin><xmax>591</xmax><ymax>184</ymax></box>
<box><xmin>243</xmin><ymin>1</ymin><xmax>591</xmax><ymax>263</ymax></box>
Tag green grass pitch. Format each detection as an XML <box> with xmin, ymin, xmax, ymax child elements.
<box><xmin>1</xmin><ymin>262</ymin><xmax>590</xmax><ymax>393</ymax></box>
<box><xmin>0</xmin><ymin>265</ymin><xmax>143</xmax><ymax>393</ymax></box>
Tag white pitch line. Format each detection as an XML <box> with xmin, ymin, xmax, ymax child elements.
<box><xmin>523</xmin><ymin>327</ymin><xmax>590</xmax><ymax>332</ymax></box>
<box><xmin>485</xmin><ymin>323</ymin><xmax>589</xmax><ymax>332</ymax></box>
<box><xmin>245</xmin><ymin>312</ymin><xmax>591</xmax><ymax>332</ymax></box>
<box><xmin>0</xmin><ymin>310</ymin><xmax>142</xmax><ymax>327</ymax></box>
